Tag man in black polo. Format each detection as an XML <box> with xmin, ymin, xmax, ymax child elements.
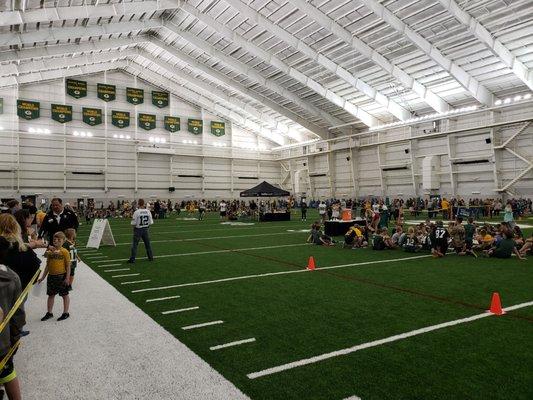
<box><xmin>39</xmin><ymin>198</ymin><xmax>79</xmax><ymax>243</ymax></box>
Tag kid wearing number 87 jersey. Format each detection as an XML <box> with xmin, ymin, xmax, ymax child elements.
<box><xmin>128</xmin><ymin>199</ymin><xmax>154</xmax><ymax>264</ymax></box>
<box><xmin>430</xmin><ymin>220</ymin><xmax>449</xmax><ymax>258</ymax></box>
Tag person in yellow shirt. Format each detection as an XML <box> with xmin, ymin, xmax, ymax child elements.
<box><xmin>344</xmin><ymin>225</ymin><xmax>367</xmax><ymax>248</ymax></box>
<box><xmin>441</xmin><ymin>198</ymin><xmax>450</xmax><ymax>220</ymax></box>
<box><xmin>38</xmin><ymin>231</ymin><xmax>71</xmax><ymax>321</ymax></box>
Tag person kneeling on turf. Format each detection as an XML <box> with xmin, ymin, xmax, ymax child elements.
<box><xmin>344</xmin><ymin>225</ymin><xmax>366</xmax><ymax>248</ymax></box>
<box><xmin>430</xmin><ymin>220</ymin><xmax>449</xmax><ymax>257</ymax></box>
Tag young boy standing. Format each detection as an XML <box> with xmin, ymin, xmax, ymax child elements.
<box><xmin>38</xmin><ymin>231</ymin><xmax>71</xmax><ymax>321</ymax></box>
<box><xmin>63</xmin><ymin>229</ymin><xmax>80</xmax><ymax>288</ymax></box>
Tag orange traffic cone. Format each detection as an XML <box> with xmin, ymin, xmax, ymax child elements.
<box><xmin>307</xmin><ymin>256</ymin><xmax>316</xmax><ymax>271</ymax></box>
<box><xmin>488</xmin><ymin>292</ymin><xmax>505</xmax><ymax>315</ymax></box>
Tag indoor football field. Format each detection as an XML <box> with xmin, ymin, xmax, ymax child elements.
<box><xmin>75</xmin><ymin>212</ymin><xmax>533</xmax><ymax>400</ymax></box>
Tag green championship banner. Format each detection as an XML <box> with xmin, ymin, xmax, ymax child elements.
<box><xmin>164</xmin><ymin>116</ymin><xmax>180</xmax><ymax>132</ymax></box>
<box><xmin>82</xmin><ymin>107</ymin><xmax>103</xmax><ymax>126</ymax></box>
<box><xmin>138</xmin><ymin>113</ymin><xmax>156</xmax><ymax>130</ymax></box>
<box><xmin>51</xmin><ymin>104</ymin><xmax>73</xmax><ymax>123</ymax></box>
<box><xmin>152</xmin><ymin>91</ymin><xmax>169</xmax><ymax>108</ymax></box>
<box><xmin>126</xmin><ymin>87</ymin><xmax>144</xmax><ymax>105</ymax></box>
<box><xmin>66</xmin><ymin>79</ymin><xmax>87</xmax><ymax>99</ymax></box>
<box><xmin>210</xmin><ymin>121</ymin><xmax>225</xmax><ymax>137</ymax></box>
<box><xmin>17</xmin><ymin>100</ymin><xmax>40</xmax><ymax>120</ymax></box>
<box><xmin>0</xmin><ymin>98</ymin><xmax>3</xmax><ymax>114</ymax></box>
<box><xmin>97</xmin><ymin>83</ymin><xmax>116</xmax><ymax>102</ymax></box>
<box><xmin>111</xmin><ymin>110</ymin><xmax>130</xmax><ymax>129</ymax></box>
<box><xmin>188</xmin><ymin>118</ymin><xmax>203</xmax><ymax>135</ymax></box>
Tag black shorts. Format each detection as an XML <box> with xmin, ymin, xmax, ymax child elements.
<box><xmin>70</xmin><ymin>264</ymin><xmax>77</xmax><ymax>277</ymax></box>
<box><xmin>0</xmin><ymin>354</ymin><xmax>16</xmax><ymax>384</ymax></box>
<box><xmin>220</xmin><ymin>211</ymin><xmax>227</xmax><ymax>217</ymax></box>
<box><xmin>433</xmin><ymin>239</ymin><xmax>448</xmax><ymax>252</ymax></box>
<box><xmin>47</xmin><ymin>274</ymin><xmax>70</xmax><ymax>296</ymax></box>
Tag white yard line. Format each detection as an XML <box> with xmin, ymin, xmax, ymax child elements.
<box><xmin>112</xmin><ymin>273</ymin><xmax>140</xmax><ymax>278</ymax></box>
<box><xmin>146</xmin><ymin>295</ymin><xmax>180</xmax><ymax>303</ymax></box>
<box><xmin>131</xmin><ymin>254</ymin><xmax>431</xmax><ymax>294</ymax></box>
<box><xmin>99</xmin><ymin>243</ymin><xmax>309</xmax><ymax>263</ymax></box>
<box><xmin>85</xmin><ymin>255</ymin><xmax>108</xmax><ymax>259</ymax></box>
<box><xmin>182</xmin><ymin>320</ymin><xmax>224</xmax><ymax>330</ymax></box>
<box><xmin>121</xmin><ymin>279</ymin><xmax>151</xmax><ymax>285</ymax></box>
<box><xmin>161</xmin><ymin>306</ymin><xmax>199</xmax><ymax>315</ymax></box>
<box><xmin>210</xmin><ymin>338</ymin><xmax>256</xmax><ymax>351</ymax></box>
<box><xmin>104</xmin><ymin>268</ymin><xmax>130</xmax><ymax>272</ymax></box>
<box><xmin>77</xmin><ymin>223</ymin><xmax>298</xmax><ymax>238</ymax></box>
<box><xmin>246</xmin><ymin>301</ymin><xmax>533</xmax><ymax>380</ymax></box>
<box><xmin>343</xmin><ymin>396</ymin><xmax>362</xmax><ymax>400</ymax></box>
<box><xmin>113</xmin><ymin>231</ymin><xmax>304</xmax><ymax>246</ymax></box>
<box><xmin>96</xmin><ymin>263</ymin><xmax>121</xmax><ymax>268</ymax></box>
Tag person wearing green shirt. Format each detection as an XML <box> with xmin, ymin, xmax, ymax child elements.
<box><xmin>485</xmin><ymin>232</ymin><xmax>525</xmax><ymax>259</ymax></box>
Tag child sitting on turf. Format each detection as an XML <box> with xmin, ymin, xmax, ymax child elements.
<box><xmin>372</xmin><ymin>231</ymin><xmax>387</xmax><ymax>250</ymax></box>
<box><xmin>381</xmin><ymin>228</ymin><xmax>396</xmax><ymax>249</ymax></box>
<box><xmin>474</xmin><ymin>228</ymin><xmax>493</xmax><ymax>251</ymax></box>
<box><xmin>0</xmin><ymin>237</ymin><xmax>25</xmax><ymax>400</ymax></box>
<box><xmin>38</xmin><ymin>231</ymin><xmax>71</xmax><ymax>322</ymax></box>
<box><xmin>518</xmin><ymin>233</ymin><xmax>533</xmax><ymax>256</ymax></box>
<box><xmin>308</xmin><ymin>222</ymin><xmax>334</xmax><ymax>246</ymax></box>
<box><xmin>484</xmin><ymin>231</ymin><xmax>525</xmax><ymax>259</ymax></box>
<box><xmin>402</xmin><ymin>227</ymin><xmax>419</xmax><ymax>253</ymax></box>
<box><xmin>63</xmin><ymin>229</ymin><xmax>80</xmax><ymax>289</ymax></box>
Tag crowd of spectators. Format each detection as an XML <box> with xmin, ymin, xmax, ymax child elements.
<box><xmin>0</xmin><ymin>197</ymin><xmax>80</xmax><ymax>399</ymax></box>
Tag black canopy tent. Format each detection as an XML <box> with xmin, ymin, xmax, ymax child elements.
<box><xmin>239</xmin><ymin>181</ymin><xmax>290</xmax><ymax>198</ymax></box>
<box><xmin>240</xmin><ymin>181</ymin><xmax>291</xmax><ymax>221</ymax></box>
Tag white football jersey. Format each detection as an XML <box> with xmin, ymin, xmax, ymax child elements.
<box><xmin>131</xmin><ymin>208</ymin><xmax>153</xmax><ymax>228</ymax></box>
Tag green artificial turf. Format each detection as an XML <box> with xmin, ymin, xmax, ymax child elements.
<box><xmin>76</xmin><ymin>211</ymin><xmax>533</xmax><ymax>400</ymax></box>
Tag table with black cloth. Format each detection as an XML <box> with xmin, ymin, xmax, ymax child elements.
<box><xmin>260</xmin><ymin>212</ymin><xmax>291</xmax><ymax>222</ymax></box>
<box><xmin>325</xmin><ymin>219</ymin><xmax>366</xmax><ymax>236</ymax></box>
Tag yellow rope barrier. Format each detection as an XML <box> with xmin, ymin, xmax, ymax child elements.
<box><xmin>0</xmin><ymin>268</ymin><xmax>41</xmax><ymax>334</ymax></box>
<box><xmin>0</xmin><ymin>339</ymin><xmax>20</xmax><ymax>371</ymax></box>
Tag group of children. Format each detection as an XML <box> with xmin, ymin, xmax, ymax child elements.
<box><xmin>308</xmin><ymin>217</ymin><xmax>529</xmax><ymax>261</ymax></box>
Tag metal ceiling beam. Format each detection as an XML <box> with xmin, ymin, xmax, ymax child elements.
<box><xmin>436</xmin><ymin>0</ymin><xmax>533</xmax><ymax>91</ymax></box>
<box><xmin>0</xmin><ymin>60</ymin><xmax>127</xmax><ymax>87</ymax></box>
<box><xmin>150</xmin><ymin>36</ymin><xmax>330</xmax><ymax>138</ymax></box>
<box><xmin>163</xmin><ymin>19</ymin><xmax>365</xmax><ymax>130</ymax></box>
<box><xmin>0</xmin><ymin>47</ymin><xmax>292</xmax><ymax>143</ymax></box>
<box><xmin>290</xmin><ymin>0</ymin><xmax>449</xmax><ymax>113</ymax></box>
<box><xmin>124</xmin><ymin>63</ymin><xmax>285</xmax><ymax>145</ymax></box>
<box><xmin>362</xmin><ymin>0</ymin><xmax>494</xmax><ymax>106</ymax></box>
<box><xmin>134</xmin><ymin>46</ymin><xmax>301</xmax><ymax>138</ymax></box>
<box><xmin>0</xmin><ymin>0</ymin><xmax>180</xmax><ymax>27</ymax></box>
<box><xmin>0</xmin><ymin>51</ymin><xmax>130</xmax><ymax>77</ymax></box>
<box><xmin>1</xmin><ymin>47</ymin><xmax>280</xmax><ymax>130</ymax></box>
<box><xmin>183</xmin><ymin>1</ymin><xmax>410</xmax><ymax>121</ymax></box>
<box><xmin>0</xmin><ymin>36</ymin><xmax>140</xmax><ymax>63</ymax></box>
<box><xmin>0</xmin><ymin>19</ymin><xmax>161</xmax><ymax>47</ymax></box>
<box><xmin>2</xmin><ymin>21</ymin><xmax>329</xmax><ymax>137</ymax></box>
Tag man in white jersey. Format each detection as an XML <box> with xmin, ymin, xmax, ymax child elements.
<box><xmin>128</xmin><ymin>199</ymin><xmax>154</xmax><ymax>263</ymax></box>
<box><xmin>219</xmin><ymin>200</ymin><xmax>227</xmax><ymax>220</ymax></box>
